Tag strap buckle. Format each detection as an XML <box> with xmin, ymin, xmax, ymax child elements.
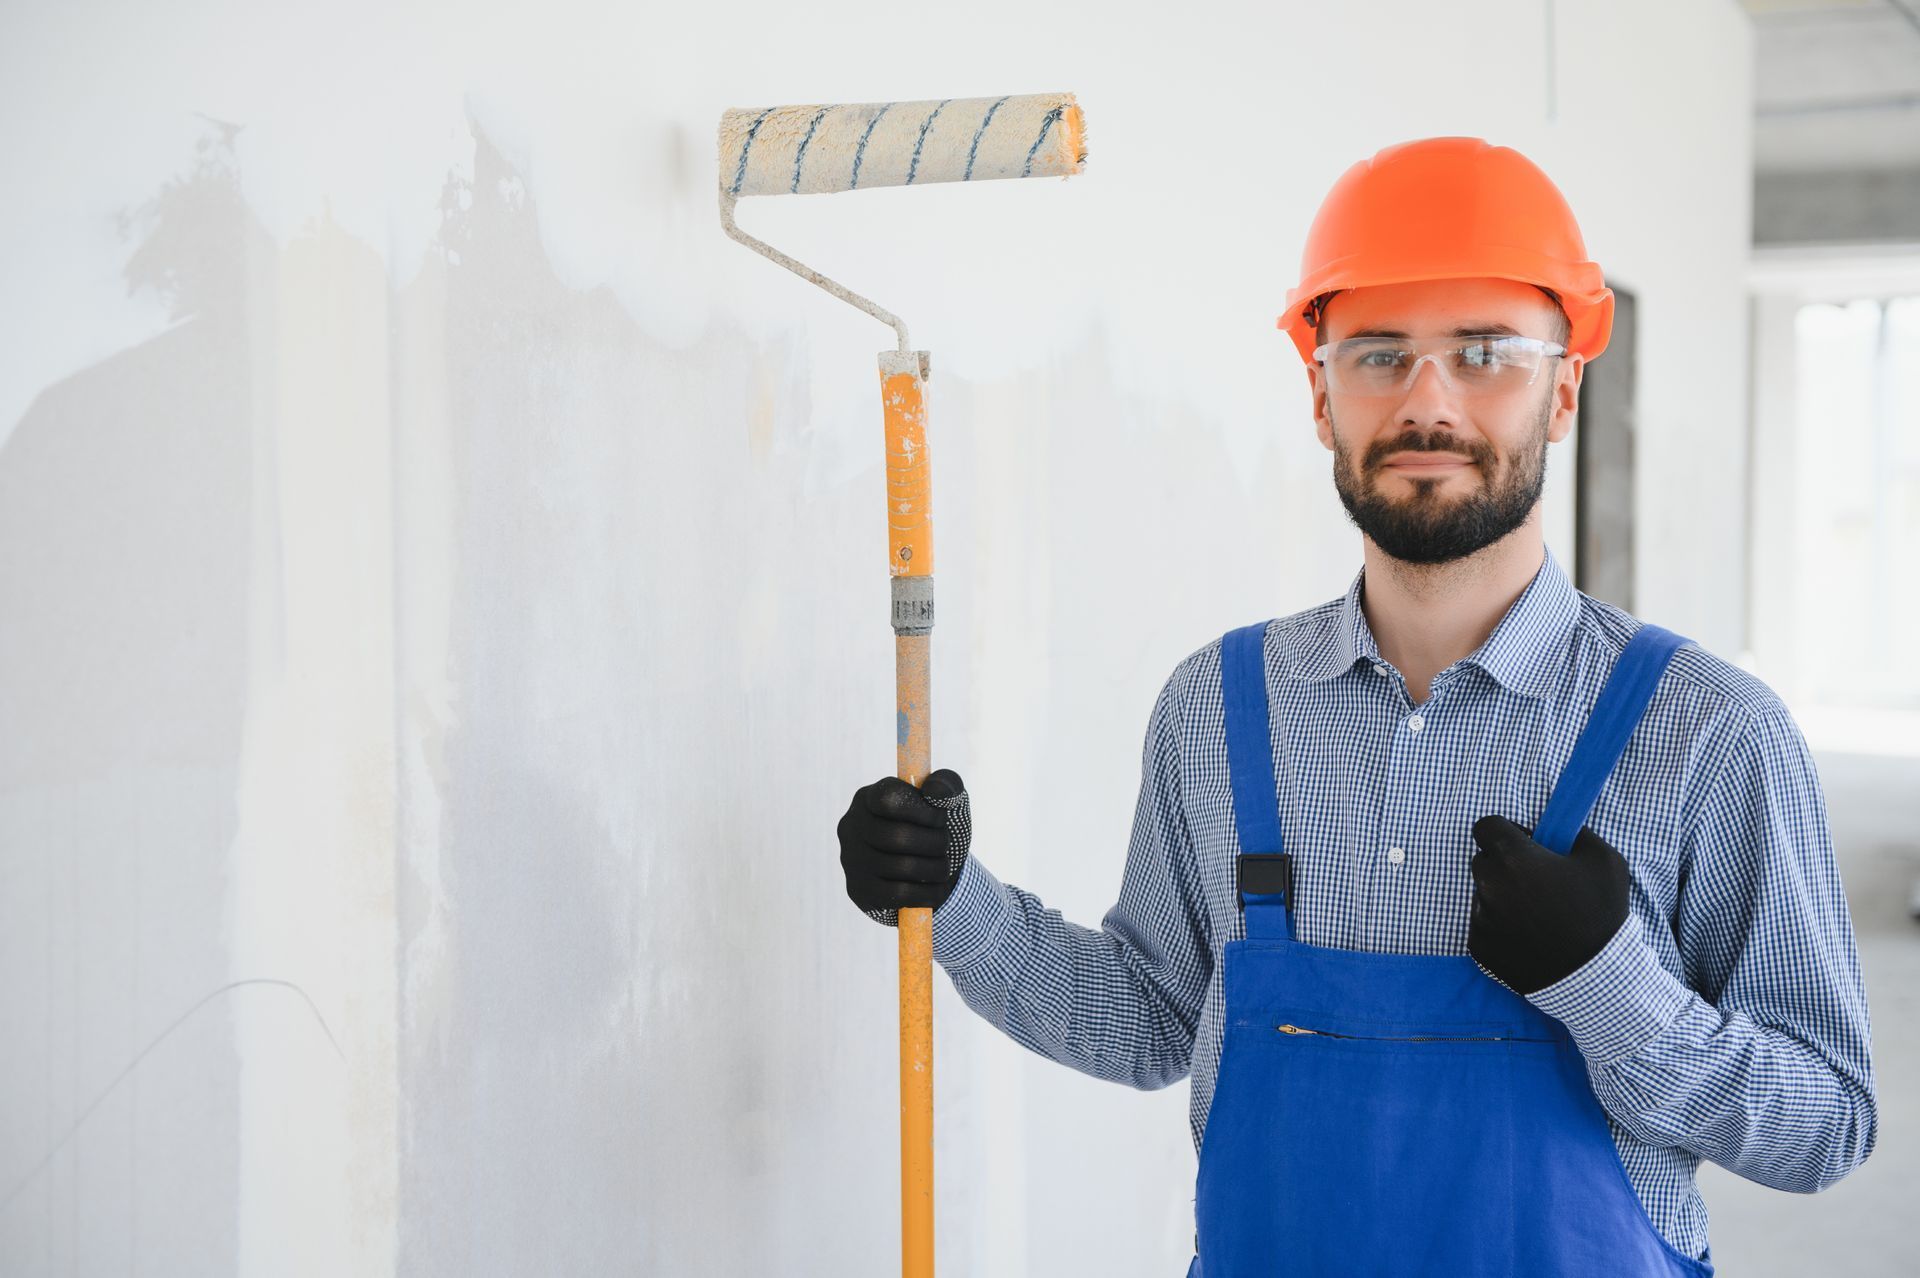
<box><xmin>1235</xmin><ymin>852</ymin><xmax>1292</xmax><ymax>903</ymax></box>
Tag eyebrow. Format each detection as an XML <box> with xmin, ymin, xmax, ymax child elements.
<box><xmin>1339</xmin><ymin>322</ymin><xmax>1528</xmax><ymax>340</ymax></box>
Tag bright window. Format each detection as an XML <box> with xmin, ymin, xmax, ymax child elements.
<box><xmin>1792</xmin><ymin>296</ymin><xmax>1920</xmax><ymax>711</ymax></box>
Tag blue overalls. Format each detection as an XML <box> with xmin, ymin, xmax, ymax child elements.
<box><xmin>1185</xmin><ymin>620</ymin><xmax>1713</xmax><ymax>1277</ymax></box>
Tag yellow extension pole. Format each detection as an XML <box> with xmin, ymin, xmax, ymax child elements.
<box><xmin>880</xmin><ymin>348</ymin><xmax>936</xmax><ymax>1277</ymax></box>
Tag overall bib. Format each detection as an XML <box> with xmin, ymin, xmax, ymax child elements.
<box><xmin>1185</xmin><ymin>621</ymin><xmax>1713</xmax><ymax>1278</ymax></box>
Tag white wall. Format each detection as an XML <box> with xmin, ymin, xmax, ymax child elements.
<box><xmin>0</xmin><ymin>2</ymin><xmax>1754</xmax><ymax>1274</ymax></box>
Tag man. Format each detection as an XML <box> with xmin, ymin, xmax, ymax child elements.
<box><xmin>836</xmin><ymin>137</ymin><xmax>1876</xmax><ymax>1275</ymax></box>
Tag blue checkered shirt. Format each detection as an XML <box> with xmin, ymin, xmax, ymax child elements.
<box><xmin>928</xmin><ymin>544</ymin><xmax>1877</xmax><ymax>1262</ymax></box>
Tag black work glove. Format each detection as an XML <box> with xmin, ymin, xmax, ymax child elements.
<box><xmin>1467</xmin><ymin>815</ymin><xmax>1631</xmax><ymax>996</ymax></box>
<box><xmin>837</xmin><ymin>768</ymin><xmax>972</xmax><ymax>927</ymax></box>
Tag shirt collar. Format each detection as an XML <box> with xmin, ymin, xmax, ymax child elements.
<box><xmin>1298</xmin><ymin>544</ymin><xmax>1580</xmax><ymax>700</ymax></box>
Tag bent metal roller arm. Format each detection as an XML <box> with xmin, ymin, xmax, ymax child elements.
<box><xmin>716</xmin><ymin>93</ymin><xmax>1087</xmax><ymax>1277</ymax></box>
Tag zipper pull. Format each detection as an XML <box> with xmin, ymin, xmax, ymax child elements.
<box><xmin>1275</xmin><ymin>1023</ymin><xmax>1319</xmax><ymax>1035</ymax></box>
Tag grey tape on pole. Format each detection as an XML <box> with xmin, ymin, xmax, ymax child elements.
<box><xmin>892</xmin><ymin>575</ymin><xmax>934</xmax><ymax>636</ymax></box>
<box><xmin>720</xmin><ymin>93</ymin><xmax>1084</xmax><ymax>198</ymax></box>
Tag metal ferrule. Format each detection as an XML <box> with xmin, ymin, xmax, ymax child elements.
<box><xmin>891</xmin><ymin>575</ymin><xmax>935</xmax><ymax>635</ymax></box>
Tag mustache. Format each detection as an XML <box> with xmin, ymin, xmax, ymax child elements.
<box><xmin>1363</xmin><ymin>434</ymin><xmax>1492</xmax><ymax>469</ymax></box>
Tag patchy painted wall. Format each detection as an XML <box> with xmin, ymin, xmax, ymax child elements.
<box><xmin>0</xmin><ymin>1</ymin><xmax>1753</xmax><ymax>1274</ymax></box>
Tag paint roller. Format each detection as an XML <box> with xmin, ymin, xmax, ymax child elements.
<box><xmin>717</xmin><ymin>93</ymin><xmax>1087</xmax><ymax>1277</ymax></box>
<box><xmin>720</xmin><ymin>94</ymin><xmax>1086</xmax><ymax>347</ymax></box>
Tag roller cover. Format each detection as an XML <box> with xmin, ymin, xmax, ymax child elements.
<box><xmin>720</xmin><ymin>93</ymin><xmax>1085</xmax><ymax>196</ymax></box>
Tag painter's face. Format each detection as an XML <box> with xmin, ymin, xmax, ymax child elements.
<box><xmin>1308</xmin><ymin>277</ymin><xmax>1584</xmax><ymax>566</ymax></box>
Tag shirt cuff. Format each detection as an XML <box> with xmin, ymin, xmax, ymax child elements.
<box><xmin>1523</xmin><ymin>915</ymin><xmax>1695</xmax><ymax>1068</ymax></box>
<box><xmin>930</xmin><ymin>855</ymin><xmax>1018</xmax><ymax>975</ymax></box>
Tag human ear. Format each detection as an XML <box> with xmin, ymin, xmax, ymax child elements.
<box><xmin>1546</xmin><ymin>354</ymin><xmax>1584</xmax><ymax>445</ymax></box>
<box><xmin>1310</xmin><ymin>364</ymin><xmax>1334</xmax><ymax>451</ymax></box>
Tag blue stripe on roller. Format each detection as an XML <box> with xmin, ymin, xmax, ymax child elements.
<box><xmin>729</xmin><ymin>107</ymin><xmax>775</xmax><ymax>197</ymax></box>
<box><xmin>850</xmin><ymin>103</ymin><xmax>891</xmax><ymax>189</ymax></box>
<box><xmin>1021</xmin><ymin>106</ymin><xmax>1064</xmax><ymax>178</ymax></box>
<box><xmin>1531</xmin><ymin>623</ymin><xmax>1690</xmax><ymax>855</ymax></box>
<box><xmin>906</xmin><ymin>100</ymin><xmax>951</xmax><ymax>185</ymax></box>
<box><xmin>790</xmin><ymin>106</ymin><xmax>832</xmax><ymax>193</ymax></box>
<box><xmin>964</xmin><ymin>96</ymin><xmax>1011</xmax><ymax>181</ymax></box>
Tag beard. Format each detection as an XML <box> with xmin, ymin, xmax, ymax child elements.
<box><xmin>1329</xmin><ymin>392</ymin><xmax>1552</xmax><ymax>566</ymax></box>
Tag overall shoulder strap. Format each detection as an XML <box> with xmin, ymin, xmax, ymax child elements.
<box><xmin>1221</xmin><ymin>622</ymin><xmax>1293</xmax><ymax>938</ymax></box>
<box><xmin>1532</xmin><ymin>623</ymin><xmax>1691</xmax><ymax>856</ymax></box>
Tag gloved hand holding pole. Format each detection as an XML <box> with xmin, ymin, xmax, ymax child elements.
<box><xmin>839</xmin><ymin>770</ymin><xmax>973</xmax><ymax>925</ymax></box>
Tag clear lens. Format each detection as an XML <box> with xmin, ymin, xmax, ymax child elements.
<box><xmin>1317</xmin><ymin>335</ymin><xmax>1563</xmax><ymax>397</ymax></box>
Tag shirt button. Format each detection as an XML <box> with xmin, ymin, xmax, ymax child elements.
<box><xmin>1387</xmin><ymin>847</ymin><xmax>1406</xmax><ymax>865</ymax></box>
<box><xmin>1407</xmin><ymin>712</ymin><xmax>1425</xmax><ymax>732</ymax></box>
<box><xmin>1372</xmin><ymin>663</ymin><xmax>1389</xmax><ymax>677</ymax></box>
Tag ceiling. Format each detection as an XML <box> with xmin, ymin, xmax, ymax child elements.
<box><xmin>1741</xmin><ymin>0</ymin><xmax>1920</xmax><ymax>172</ymax></box>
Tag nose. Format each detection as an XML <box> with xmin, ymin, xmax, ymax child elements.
<box><xmin>1394</xmin><ymin>353</ymin><xmax>1460</xmax><ymax>427</ymax></box>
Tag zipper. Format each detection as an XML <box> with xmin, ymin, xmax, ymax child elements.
<box><xmin>1274</xmin><ymin>1022</ymin><xmax>1543</xmax><ymax>1043</ymax></box>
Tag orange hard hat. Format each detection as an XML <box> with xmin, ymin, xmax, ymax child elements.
<box><xmin>1279</xmin><ymin>137</ymin><xmax>1613</xmax><ymax>366</ymax></box>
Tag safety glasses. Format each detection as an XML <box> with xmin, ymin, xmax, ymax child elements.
<box><xmin>1312</xmin><ymin>334</ymin><xmax>1566</xmax><ymax>398</ymax></box>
